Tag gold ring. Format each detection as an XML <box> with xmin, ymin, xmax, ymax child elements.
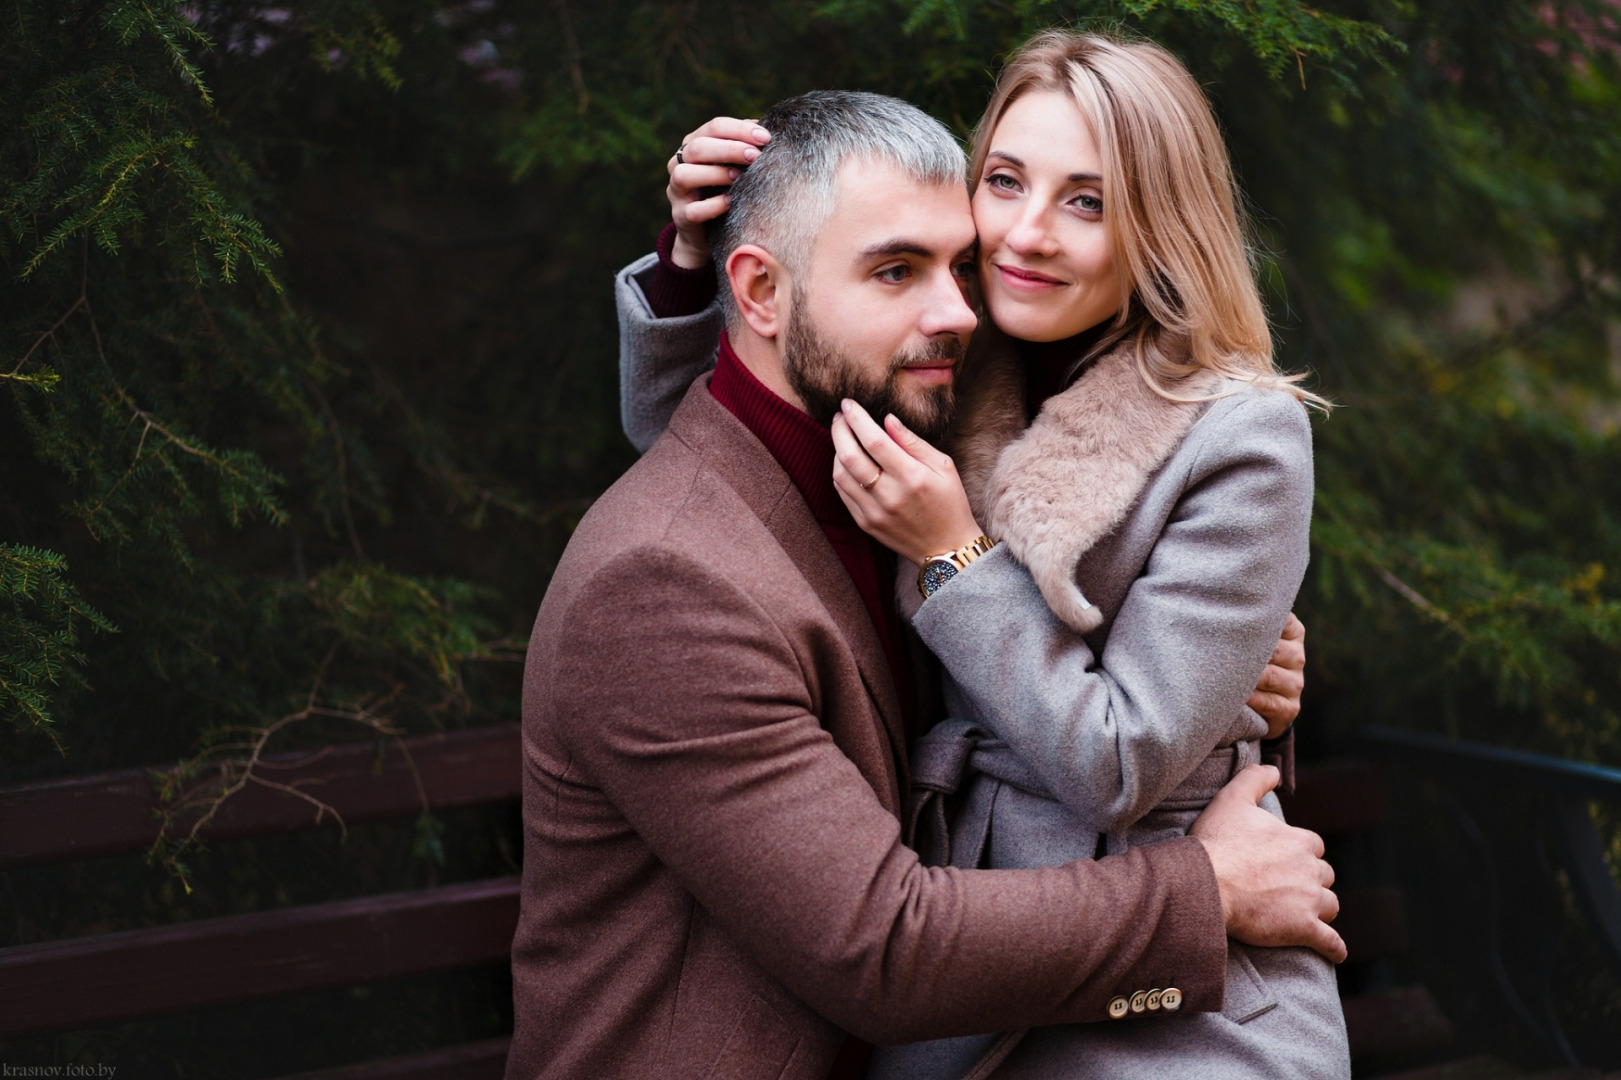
<box><xmin>860</xmin><ymin>471</ymin><xmax>882</xmax><ymax>491</ymax></box>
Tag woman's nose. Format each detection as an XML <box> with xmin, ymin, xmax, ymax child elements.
<box><xmin>1005</xmin><ymin>204</ymin><xmax>1059</xmax><ymax>258</ymax></box>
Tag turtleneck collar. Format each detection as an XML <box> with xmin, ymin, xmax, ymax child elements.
<box><xmin>1019</xmin><ymin>321</ymin><xmax>1112</xmax><ymax>418</ymax></box>
<box><xmin>708</xmin><ymin>332</ymin><xmax>850</xmax><ymax>524</ymax></box>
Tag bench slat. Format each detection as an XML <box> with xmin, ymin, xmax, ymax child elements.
<box><xmin>1343</xmin><ymin>985</ymin><xmax>1455</xmax><ymax>1061</ymax></box>
<box><xmin>0</xmin><ymin>877</ymin><xmax>519</xmax><ymax>1036</ymax></box>
<box><xmin>274</xmin><ymin>1036</ymin><xmax>511</xmax><ymax>1080</ymax></box>
<box><xmin>1336</xmin><ymin>884</ymin><xmax>1411</xmax><ymax>963</ymax></box>
<box><xmin>1278</xmin><ymin>762</ymin><xmax>1393</xmax><ymax>836</ymax></box>
<box><xmin>0</xmin><ymin>725</ymin><xmax>521</xmax><ymax>867</ymax></box>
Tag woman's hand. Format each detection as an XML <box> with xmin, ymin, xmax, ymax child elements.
<box><xmin>1248</xmin><ymin>612</ymin><xmax>1305</xmax><ymax>738</ymax></box>
<box><xmin>831</xmin><ymin>399</ymin><xmax>984</xmax><ymax>564</ymax></box>
<box><xmin>667</xmin><ymin>117</ymin><xmax>772</xmax><ymax>269</ymax></box>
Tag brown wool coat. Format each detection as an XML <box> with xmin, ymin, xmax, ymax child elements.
<box><xmin>506</xmin><ymin>372</ymin><xmax>1228</xmax><ymax>1080</ymax></box>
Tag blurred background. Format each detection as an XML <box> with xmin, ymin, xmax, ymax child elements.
<box><xmin>2</xmin><ymin>0</ymin><xmax>1619</xmax><ymax>1076</ymax></box>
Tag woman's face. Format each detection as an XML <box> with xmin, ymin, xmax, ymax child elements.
<box><xmin>972</xmin><ymin>89</ymin><xmax>1127</xmax><ymax>343</ymax></box>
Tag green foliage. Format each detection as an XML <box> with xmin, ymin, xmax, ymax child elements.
<box><xmin>2</xmin><ymin>0</ymin><xmax>1619</xmax><ymax>854</ymax></box>
<box><xmin>0</xmin><ymin>544</ymin><xmax>114</xmax><ymax>744</ymax></box>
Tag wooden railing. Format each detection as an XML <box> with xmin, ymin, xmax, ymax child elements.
<box><xmin>0</xmin><ymin>725</ymin><xmax>522</xmax><ymax>1079</ymax></box>
<box><xmin>7</xmin><ymin>721</ymin><xmax>1616</xmax><ymax>1075</ymax></box>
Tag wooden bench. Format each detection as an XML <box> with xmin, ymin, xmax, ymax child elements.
<box><xmin>0</xmin><ymin>724</ymin><xmax>523</xmax><ymax>1079</ymax></box>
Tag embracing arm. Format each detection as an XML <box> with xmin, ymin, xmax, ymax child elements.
<box><xmin>614</xmin><ymin>117</ymin><xmax>764</xmax><ymax>450</ymax></box>
<box><xmin>550</xmin><ymin>546</ymin><xmax>1229</xmax><ymax>1039</ymax></box>
<box><xmin>614</xmin><ymin>252</ymin><xmax>724</xmax><ymax>452</ymax></box>
<box><xmin>912</xmin><ymin>392</ymin><xmax>1315</xmax><ymax>834</ymax></box>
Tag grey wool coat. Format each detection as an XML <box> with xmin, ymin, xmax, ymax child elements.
<box><xmin>615</xmin><ymin>253</ymin><xmax>1350</xmax><ymax>1080</ymax></box>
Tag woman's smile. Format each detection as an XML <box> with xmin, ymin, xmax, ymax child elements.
<box><xmin>992</xmin><ymin>262</ymin><xmax>1067</xmax><ymax>290</ymax></box>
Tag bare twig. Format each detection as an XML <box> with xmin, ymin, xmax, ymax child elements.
<box><xmin>552</xmin><ymin>0</ymin><xmax>589</xmax><ymax>113</ymax></box>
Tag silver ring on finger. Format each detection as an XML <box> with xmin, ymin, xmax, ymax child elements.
<box><xmin>859</xmin><ymin>470</ymin><xmax>882</xmax><ymax>491</ymax></box>
<box><xmin>675</xmin><ymin>144</ymin><xmax>686</xmax><ymax>165</ymax></box>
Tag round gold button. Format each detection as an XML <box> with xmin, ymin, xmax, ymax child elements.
<box><xmin>1146</xmin><ymin>989</ymin><xmax>1163</xmax><ymax>1011</ymax></box>
<box><xmin>1161</xmin><ymin>987</ymin><xmax>1183</xmax><ymax>1012</ymax></box>
<box><xmin>1107</xmin><ymin>996</ymin><xmax>1130</xmax><ymax>1020</ymax></box>
<box><xmin>1130</xmin><ymin>990</ymin><xmax>1148</xmax><ymax>1013</ymax></box>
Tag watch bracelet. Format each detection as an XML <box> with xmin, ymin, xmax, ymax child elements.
<box><xmin>916</xmin><ymin>535</ymin><xmax>997</xmax><ymax>598</ymax></box>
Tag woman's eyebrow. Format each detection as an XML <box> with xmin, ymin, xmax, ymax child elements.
<box><xmin>986</xmin><ymin>150</ymin><xmax>1101</xmax><ymax>184</ymax></box>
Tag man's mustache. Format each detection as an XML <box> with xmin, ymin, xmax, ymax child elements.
<box><xmin>892</xmin><ymin>336</ymin><xmax>966</xmax><ymax>371</ymax></box>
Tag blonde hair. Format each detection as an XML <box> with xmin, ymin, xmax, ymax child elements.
<box><xmin>971</xmin><ymin>29</ymin><xmax>1328</xmax><ymax>408</ymax></box>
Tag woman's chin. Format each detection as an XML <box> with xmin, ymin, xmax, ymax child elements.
<box><xmin>985</xmin><ymin>294</ymin><xmax>1083</xmax><ymax>343</ymax></box>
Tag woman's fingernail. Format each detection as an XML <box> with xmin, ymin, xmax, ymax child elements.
<box><xmin>753</xmin><ymin>127</ymin><xmax>771</xmax><ymax>142</ymax></box>
<box><xmin>744</xmin><ymin>147</ymin><xmax>760</xmax><ymax>161</ymax></box>
<box><xmin>728</xmin><ymin>168</ymin><xmax>739</xmax><ymax>179</ymax></box>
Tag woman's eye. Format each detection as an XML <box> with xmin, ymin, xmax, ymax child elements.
<box><xmin>986</xmin><ymin>172</ymin><xmax>1019</xmax><ymax>192</ymax></box>
<box><xmin>1076</xmin><ymin>194</ymin><xmax>1103</xmax><ymax>213</ymax></box>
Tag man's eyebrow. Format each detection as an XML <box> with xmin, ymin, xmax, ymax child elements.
<box><xmin>985</xmin><ymin>150</ymin><xmax>1100</xmax><ymax>184</ymax></box>
<box><xmin>857</xmin><ymin>240</ymin><xmax>937</xmax><ymax>261</ymax></box>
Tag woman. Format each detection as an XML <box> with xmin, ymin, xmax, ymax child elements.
<box><xmin>622</xmin><ymin>29</ymin><xmax>1348</xmax><ymax>1080</ymax></box>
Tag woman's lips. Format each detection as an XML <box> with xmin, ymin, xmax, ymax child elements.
<box><xmin>994</xmin><ymin>262</ymin><xmax>1065</xmax><ymax>291</ymax></box>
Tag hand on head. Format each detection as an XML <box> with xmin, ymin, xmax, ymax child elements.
<box><xmin>1190</xmin><ymin>764</ymin><xmax>1345</xmax><ymax>963</ymax></box>
<box><xmin>1249</xmin><ymin>612</ymin><xmax>1305</xmax><ymax>738</ymax></box>
<box><xmin>830</xmin><ymin>400</ymin><xmax>984</xmax><ymax>565</ymax></box>
<box><xmin>667</xmin><ymin>117</ymin><xmax>771</xmax><ymax>268</ymax></box>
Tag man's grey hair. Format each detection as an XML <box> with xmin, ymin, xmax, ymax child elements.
<box><xmin>708</xmin><ymin>90</ymin><xmax>967</xmax><ymax>325</ymax></box>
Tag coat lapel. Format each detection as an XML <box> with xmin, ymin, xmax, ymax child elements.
<box><xmin>944</xmin><ymin>331</ymin><xmax>1220</xmax><ymax>634</ymax></box>
<box><xmin>667</xmin><ymin>379</ymin><xmax>909</xmax><ymax>809</ymax></box>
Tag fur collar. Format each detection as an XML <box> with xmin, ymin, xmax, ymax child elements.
<box><xmin>943</xmin><ymin>325</ymin><xmax>1220</xmax><ymax>633</ymax></box>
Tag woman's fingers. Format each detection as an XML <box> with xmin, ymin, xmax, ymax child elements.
<box><xmin>840</xmin><ymin>400</ymin><xmax>922</xmax><ymax>477</ymax></box>
<box><xmin>673</xmin><ymin>132</ymin><xmax>767</xmax><ymax>169</ymax></box>
<box><xmin>671</xmin><ymin>163</ymin><xmax>740</xmax><ymax>191</ymax></box>
<box><xmin>681</xmin><ymin>192</ymin><xmax>730</xmax><ymax>227</ymax></box>
<box><xmin>681</xmin><ymin>118</ymin><xmax>771</xmax><ymax>151</ymax></box>
<box><xmin>881</xmin><ymin>412</ymin><xmax>952</xmax><ymax>470</ymax></box>
<box><xmin>830</xmin><ymin>414</ymin><xmax>881</xmax><ymax>494</ymax></box>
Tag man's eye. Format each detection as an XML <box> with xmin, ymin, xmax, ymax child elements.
<box><xmin>876</xmin><ymin>265</ymin><xmax>910</xmax><ymax>283</ymax></box>
<box><xmin>953</xmin><ymin>261</ymin><xmax>976</xmax><ymax>280</ymax></box>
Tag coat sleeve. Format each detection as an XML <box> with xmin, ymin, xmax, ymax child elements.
<box><xmin>547</xmin><ymin>544</ymin><xmax>1229</xmax><ymax>1039</ymax></box>
<box><xmin>615</xmin><ymin>253</ymin><xmax>724</xmax><ymax>452</ymax></box>
<box><xmin>912</xmin><ymin>392</ymin><xmax>1314</xmax><ymax>834</ymax></box>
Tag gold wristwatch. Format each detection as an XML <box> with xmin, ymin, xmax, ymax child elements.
<box><xmin>917</xmin><ymin>535</ymin><xmax>997</xmax><ymax>599</ymax></box>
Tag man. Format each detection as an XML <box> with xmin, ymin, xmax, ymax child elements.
<box><xmin>508</xmin><ymin>91</ymin><xmax>1338</xmax><ymax>1080</ymax></box>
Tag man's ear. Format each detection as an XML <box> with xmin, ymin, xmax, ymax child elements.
<box><xmin>725</xmin><ymin>245</ymin><xmax>789</xmax><ymax>340</ymax></box>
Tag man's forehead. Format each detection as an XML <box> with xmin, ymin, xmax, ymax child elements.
<box><xmin>823</xmin><ymin>157</ymin><xmax>975</xmax><ymax>253</ymax></box>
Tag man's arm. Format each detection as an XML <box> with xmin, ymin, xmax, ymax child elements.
<box><xmin>548</xmin><ymin>545</ymin><xmax>1229</xmax><ymax>1040</ymax></box>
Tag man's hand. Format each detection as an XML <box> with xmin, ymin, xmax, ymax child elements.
<box><xmin>1248</xmin><ymin>612</ymin><xmax>1305</xmax><ymax>739</ymax></box>
<box><xmin>1190</xmin><ymin>764</ymin><xmax>1346</xmax><ymax>963</ymax></box>
<box><xmin>667</xmin><ymin>117</ymin><xmax>771</xmax><ymax>269</ymax></box>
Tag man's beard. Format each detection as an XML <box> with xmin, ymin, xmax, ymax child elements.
<box><xmin>783</xmin><ymin>301</ymin><xmax>963</xmax><ymax>445</ymax></box>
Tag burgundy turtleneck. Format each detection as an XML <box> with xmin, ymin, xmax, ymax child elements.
<box><xmin>708</xmin><ymin>333</ymin><xmax>916</xmax><ymax>733</ymax></box>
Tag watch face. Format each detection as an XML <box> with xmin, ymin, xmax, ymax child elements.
<box><xmin>921</xmin><ymin>559</ymin><xmax>959</xmax><ymax>597</ymax></box>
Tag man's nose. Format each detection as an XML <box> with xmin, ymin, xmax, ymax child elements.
<box><xmin>919</xmin><ymin>266</ymin><xmax>979</xmax><ymax>339</ymax></box>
